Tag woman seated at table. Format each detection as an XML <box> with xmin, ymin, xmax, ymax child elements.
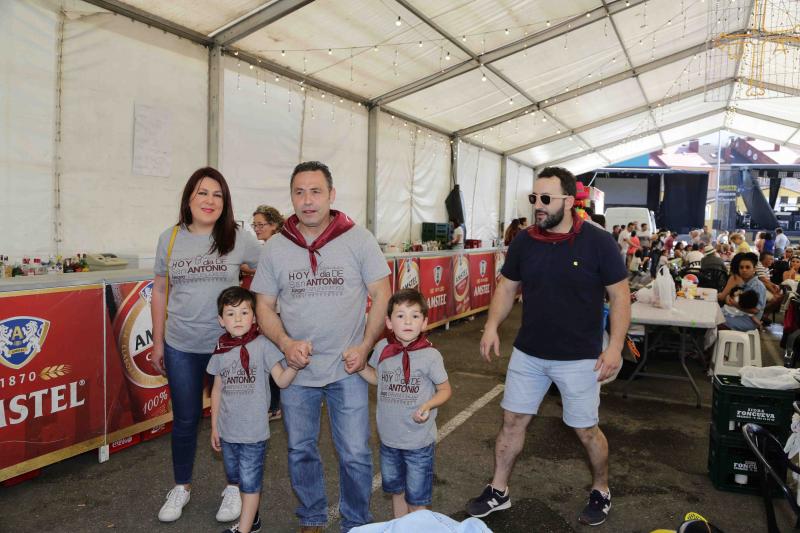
<box><xmin>673</xmin><ymin>242</ymin><xmax>685</xmax><ymax>264</ymax></box>
<box><xmin>718</xmin><ymin>252</ymin><xmax>767</xmax><ymax>331</ymax></box>
<box><xmin>783</xmin><ymin>256</ymin><xmax>800</xmax><ymax>282</ymax></box>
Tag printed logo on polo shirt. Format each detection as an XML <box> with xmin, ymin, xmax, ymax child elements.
<box><xmin>0</xmin><ymin>317</ymin><xmax>50</xmax><ymax>370</ymax></box>
<box><xmin>379</xmin><ymin>366</ymin><xmax>422</xmax><ymax>407</ymax></box>
<box><xmin>220</xmin><ymin>360</ymin><xmax>259</xmax><ymax>395</ymax></box>
<box><xmin>288</xmin><ymin>264</ymin><xmax>346</xmax><ymax>299</ymax></box>
<box><xmin>169</xmin><ymin>254</ymin><xmax>230</xmax><ymax>284</ymax></box>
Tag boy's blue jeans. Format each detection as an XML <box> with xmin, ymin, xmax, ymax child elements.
<box><xmin>281</xmin><ymin>373</ymin><xmax>372</xmax><ymax>532</ymax></box>
<box><xmin>164</xmin><ymin>343</ymin><xmax>211</xmax><ymax>485</ymax></box>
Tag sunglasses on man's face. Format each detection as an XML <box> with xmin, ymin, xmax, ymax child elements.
<box><xmin>528</xmin><ymin>193</ymin><xmax>571</xmax><ymax>205</ymax></box>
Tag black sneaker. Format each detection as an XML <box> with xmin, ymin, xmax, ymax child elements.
<box><xmin>223</xmin><ymin>511</ymin><xmax>261</xmax><ymax>533</ymax></box>
<box><xmin>578</xmin><ymin>489</ymin><xmax>611</xmax><ymax>526</ymax></box>
<box><xmin>466</xmin><ymin>484</ymin><xmax>511</xmax><ymax>517</ymax></box>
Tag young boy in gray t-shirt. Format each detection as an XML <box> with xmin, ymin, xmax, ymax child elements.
<box><xmin>359</xmin><ymin>289</ymin><xmax>451</xmax><ymax>518</ymax></box>
<box><xmin>207</xmin><ymin>287</ymin><xmax>298</xmax><ymax>533</ymax></box>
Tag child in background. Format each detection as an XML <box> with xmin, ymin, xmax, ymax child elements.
<box><xmin>629</xmin><ymin>250</ymin><xmax>643</xmax><ymax>277</ymax></box>
<box><xmin>208</xmin><ymin>286</ymin><xmax>299</xmax><ymax>533</ymax></box>
<box><xmin>360</xmin><ymin>289</ymin><xmax>452</xmax><ymax>518</ymax></box>
<box><xmin>722</xmin><ymin>287</ymin><xmax>762</xmax><ymax>330</ymax></box>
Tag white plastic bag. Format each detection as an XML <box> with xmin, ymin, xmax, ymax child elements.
<box><xmin>635</xmin><ymin>287</ymin><xmax>654</xmax><ymax>304</ymax></box>
<box><xmin>739</xmin><ymin>365</ymin><xmax>800</xmax><ymax>390</ymax></box>
<box><xmin>652</xmin><ymin>265</ymin><xmax>676</xmax><ymax>310</ymax></box>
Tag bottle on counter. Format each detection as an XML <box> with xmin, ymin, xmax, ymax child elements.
<box><xmin>0</xmin><ymin>256</ymin><xmax>5</xmax><ymax>279</ymax></box>
<box><xmin>80</xmin><ymin>253</ymin><xmax>89</xmax><ymax>272</ymax></box>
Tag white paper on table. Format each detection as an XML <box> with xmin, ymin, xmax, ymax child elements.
<box><xmin>132</xmin><ymin>104</ymin><xmax>172</xmax><ymax>177</ymax></box>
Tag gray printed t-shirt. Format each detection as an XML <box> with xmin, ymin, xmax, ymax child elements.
<box><xmin>206</xmin><ymin>336</ymin><xmax>284</xmax><ymax>443</ymax></box>
<box><xmin>251</xmin><ymin>224</ymin><xmax>390</xmax><ymax>387</ymax></box>
<box><xmin>368</xmin><ymin>338</ymin><xmax>449</xmax><ymax>450</ymax></box>
<box><xmin>154</xmin><ymin>226</ymin><xmax>261</xmax><ymax>353</ymax></box>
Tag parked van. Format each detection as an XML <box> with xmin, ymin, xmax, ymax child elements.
<box><xmin>603</xmin><ymin>207</ymin><xmax>657</xmax><ymax>234</ymax></box>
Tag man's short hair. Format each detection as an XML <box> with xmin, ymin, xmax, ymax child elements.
<box><xmin>760</xmin><ymin>251</ymin><xmax>774</xmax><ymax>262</ymax></box>
<box><xmin>776</xmin><ymin>228</ymin><xmax>784</xmax><ymax>234</ymax></box>
<box><xmin>738</xmin><ymin>289</ymin><xmax>759</xmax><ymax>310</ymax></box>
<box><xmin>538</xmin><ymin>166</ymin><xmax>576</xmax><ymax>196</ymax></box>
<box><xmin>291</xmin><ymin>161</ymin><xmax>333</xmax><ymax>190</ymax></box>
<box><xmin>387</xmin><ymin>289</ymin><xmax>429</xmax><ymax>318</ymax></box>
<box><xmin>217</xmin><ymin>286</ymin><xmax>256</xmax><ymax>316</ymax></box>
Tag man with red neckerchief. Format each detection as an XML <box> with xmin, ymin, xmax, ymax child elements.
<box><xmin>251</xmin><ymin>161</ymin><xmax>391</xmax><ymax>533</ymax></box>
<box><xmin>465</xmin><ymin>166</ymin><xmax>630</xmax><ymax>528</ymax></box>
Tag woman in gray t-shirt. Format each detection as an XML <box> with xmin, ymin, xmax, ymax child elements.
<box><xmin>150</xmin><ymin>167</ymin><xmax>261</xmax><ymax>524</ymax></box>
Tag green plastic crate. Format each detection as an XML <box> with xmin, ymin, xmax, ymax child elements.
<box><xmin>711</xmin><ymin>375</ymin><xmax>796</xmax><ymax>441</ymax></box>
<box><xmin>707</xmin><ymin>425</ymin><xmax>785</xmax><ymax>496</ymax></box>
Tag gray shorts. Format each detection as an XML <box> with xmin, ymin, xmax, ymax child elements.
<box><xmin>501</xmin><ymin>348</ymin><xmax>600</xmax><ymax>428</ymax></box>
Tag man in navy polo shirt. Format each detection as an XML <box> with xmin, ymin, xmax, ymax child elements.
<box><xmin>465</xmin><ymin>167</ymin><xmax>630</xmax><ymax>527</ymax></box>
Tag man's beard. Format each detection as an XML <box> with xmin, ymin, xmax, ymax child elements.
<box><xmin>535</xmin><ymin>203</ymin><xmax>565</xmax><ymax>230</ymax></box>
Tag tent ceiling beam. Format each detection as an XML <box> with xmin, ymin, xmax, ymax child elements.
<box><xmin>213</xmin><ymin>0</ymin><xmax>316</xmax><ymax>46</ymax></box>
<box><xmin>229</xmin><ymin>48</ymin><xmax>369</xmax><ymax>105</ymax></box>
<box><xmin>601</xmin><ymin>0</ymin><xmax>665</xmax><ymax>147</ymax></box>
<box><xmin>80</xmin><ymin>0</ymin><xmax>212</xmax><ymax>44</ymax></box>
<box><xmin>733</xmin><ymin>108</ymin><xmax>800</xmax><ymax>130</ymax></box>
<box><xmin>724</xmin><ymin>0</ymin><xmax>755</xmax><ymax>130</ymax></box>
<box><xmin>534</xmin><ymin>107</ymin><xmax>726</xmax><ymax>169</ymax></box>
<box><xmin>373</xmin><ymin>0</ymin><xmax>645</xmax><ymax>106</ymax></box>
<box><xmin>737</xmin><ymin>78</ymin><xmax>800</xmax><ymax>97</ymax></box>
<box><xmin>391</xmin><ymin>0</ymin><xmax>586</xmax><ymax>158</ymax></box>
<box><xmin>505</xmin><ymin>78</ymin><xmax>733</xmax><ymax>155</ymax></box>
<box><xmin>456</xmin><ymin>35</ymin><xmax>740</xmax><ymax>137</ymax></box>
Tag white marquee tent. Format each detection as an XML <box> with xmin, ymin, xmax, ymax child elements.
<box><xmin>2</xmin><ymin>0</ymin><xmax>799</xmax><ymax>259</ymax></box>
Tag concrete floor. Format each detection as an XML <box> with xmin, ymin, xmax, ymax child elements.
<box><xmin>1</xmin><ymin>303</ymin><xmax>797</xmax><ymax>532</ymax></box>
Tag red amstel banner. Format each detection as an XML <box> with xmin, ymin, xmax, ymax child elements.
<box><xmin>396</xmin><ymin>257</ymin><xmax>420</xmax><ymax>291</ymax></box>
<box><xmin>419</xmin><ymin>256</ymin><xmax>451</xmax><ymax>326</ymax></box>
<box><xmin>0</xmin><ymin>285</ymin><xmax>105</xmax><ymax>477</ymax></box>
<box><xmin>450</xmin><ymin>254</ymin><xmax>471</xmax><ymax>317</ymax></box>
<box><xmin>469</xmin><ymin>253</ymin><xmax>494</xmax><ymax>310</ymax></box>
<box><xmin>108</xmin><ymin>281</ymin><xmax>171</xmax><ymax>426</ymax></box>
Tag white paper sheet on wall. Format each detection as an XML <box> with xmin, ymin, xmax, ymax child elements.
<box><xmin>133</xmin><ymin>104</ymin><xmax>172</xmax><ymax>177</ymax></box>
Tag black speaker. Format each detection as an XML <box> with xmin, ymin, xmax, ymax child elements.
<box><xmin>445</xmin><ymin>185</ymin><xmax>465</xmax><ymax>225</ymax></box>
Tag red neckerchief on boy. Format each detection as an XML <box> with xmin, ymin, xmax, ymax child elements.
<box><xmin>526</xmin><ymin>208</ymin><xmax>584</xmax><ymax>245</ymax></box>
<box><xmin>280</xmin><ymin>210</ymin><xmax>355</xmax><ymax>275</ymax></box>
<box><xmin>213</xmin><ymin>324</ymin><xmax>260</xmax><ymax>378</ymax></box>
<box><xmin>378</xmin><ymin>332</ymin><xmax>432</xmax><ymax>384</ymax></box>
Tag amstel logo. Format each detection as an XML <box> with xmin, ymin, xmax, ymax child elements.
<box><xmin>0</xmin><ymin>316</ymin><xmax>50</xmax><ymax>370</ymax></box>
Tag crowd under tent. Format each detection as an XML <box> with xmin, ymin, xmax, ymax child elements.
<box><xmin>3</xmin><ymin>0</ymin><xmax>800</xmax><ymax>258</ymax></box>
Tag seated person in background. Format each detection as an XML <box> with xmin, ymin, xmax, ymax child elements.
<box><xmin>783</xmin><ymin>256</ymin><xmax>800</xmax><ymax>282</ymax></box>
<box><xmin>684</xmin><ymin>243</ymin><xmax>704</xmax><ymax>269</ymax></box>
<box><xmin>730</xmin><ymin>232</ymin><xmax>751</xmax><ymax>254</ymax></box>
<box><xmin>673</xmin><ymin>242</ymin><xmax>685</xmax><ymax>263</ymax></box>
<box><xmin>700</xmin><ymin>244</ymin><xmax>726</xmax><ymax>271</ymax></box>
<box><xmin>629</xmin><ymin>250</ymin><xmax>643</xmax><ymax>277</ymax></box>
<box><xmin>504</xmin><ymin>219</ymin><xmax>521</xmax><ymax>246</ymax></box>
<box><xmin>718</xmin><ymin>253</ymin><xmax>766</xmax><ymax>332</ymax></box>
<box><xmin>772</xmin><ymin>247</ymin><xmax>794</xmax><ymax>284</ymax></box>
<box><xmin>755</xmin><ymin>252</ymin><xmax>782</xmax><ymax>316</ymax></box>
<box><xmin>722</xmin><ymin>288</ymin><xmax>762</xmax><ymax>330</ymax></box>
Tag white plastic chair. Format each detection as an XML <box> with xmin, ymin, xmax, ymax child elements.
<box><xmin>713</xmin><ymin>329</ymin><xmax>762</xmax><ymax>376</ymax></box>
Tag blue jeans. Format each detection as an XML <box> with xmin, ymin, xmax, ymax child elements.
<box><xmin>380</xmin><ymin>442</ymin><xmax>435</xmax><ymax>506</ymax></box>
<box><xmin>164</xmin><ymin>343</ymin><xmax>211</xmax><ymax>485</ymax></box>
<box><xmin>281</xmin><ymin>373</ymin><xmax>372</xmax><ymax>532</ymax></box>
<box><xmin>221</xmin><ymin>439</ymin><xmax>268</xmax><ymax>493</ymax></box>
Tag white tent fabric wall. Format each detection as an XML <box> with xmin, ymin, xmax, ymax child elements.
<box><xmin>409</xmin><ymin>129</ymin><xmax>451</xmax><ymax>243</ymax></box>
<box><xmin>299</xmin><ymin>91</ymin><xmax>368</xmax><ymax>226</ymax></box>
<box><xmin>375</xmin><ymin>113</ymin><xmax>450</xmax><ymax>246</ymax></box>
<box><xmin>457</xmin><ymin>142</ymin><xmax>501</xmax><ymax>245</ymax></box>
<box><xmin>503</xmin><ymin>159</ymin><xmax>534</xmax><ymax>229</ymax></box>
<box><xmin>58</xmin><ymin>3</ymin><xmax>208</xmax><ymax>257</ymax></box>
<box><xmin>0</xmin><ymin>0</ymin><xmax>58</xmax><ymax>257</ymax></box>
<box><xmin>221</xmin><ymin>57</ymin><xmax>302</xmax><ymax>225</ymax></box>
<box><xmin>376</xmin><ymin>112</ymin><xmax>414</xmax><ymax>245</ymax></box>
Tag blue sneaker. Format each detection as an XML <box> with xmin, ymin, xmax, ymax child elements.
<box><xmin>578</xmin><ymin>489</ymin><xmax>611</xmax><ymax>526</ymax></box>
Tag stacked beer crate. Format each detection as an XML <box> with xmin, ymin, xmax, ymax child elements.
<box><xmin>708</xmin><ymin>375</ymin><xmax>795</xmax><ymax>494</ymax></box>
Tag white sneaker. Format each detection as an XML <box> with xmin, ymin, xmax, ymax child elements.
<box><xmin>216</xmin><ymin>485</ymin><xmax>242</xmax><ymax>522</ymax></box>
<box><xmin>158</xmin><ymin>485</ymin><xmax>190</xmax><ymax>522</ymax></box>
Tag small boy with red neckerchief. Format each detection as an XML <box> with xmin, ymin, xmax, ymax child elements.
<box><xmin>208</xmin><ymin>286</ymin><xmax>299</xmax><ymax>533</ymax></box>
<box><xmin>359</xmin><ymin>289</ymin><xmax>452</xmax><ymax>518</ymax></box>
